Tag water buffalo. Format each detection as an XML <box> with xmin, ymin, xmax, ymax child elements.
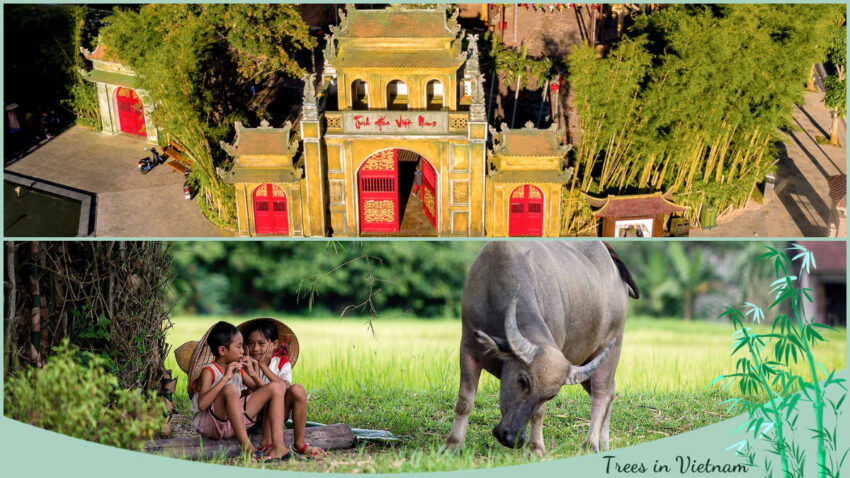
<box><xmin>443</xmin><ymin>241</ymin><xmax>639</xmax><ymax>456</ymax></box>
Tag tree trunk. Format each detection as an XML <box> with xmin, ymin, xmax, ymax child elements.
<box><xmin>806</xmin><ymin>64</ymin><xmax>819</xmax><ymax>92</ymax></box>
<box><xmin>28</xmin><ymin>242</ymin><xmax>42</xmax><ymax>367</ymax></box>
<box><xmin>511</xmin><ymin>74</ymin><xmax>522</xmax><ymax>128</ymax></box>
<box><xmin>829</xmin><ymin>109</ymin><xmax>841</xmax><ymax>146</ymax></box>
<box><xmin>683</xmin><ymin>292</ymin><xmax>694</xmax><ymax>321</ymax></box>
<box><xmin>144</xmin><ymin>423</ymin><xmax>355</xmax><ymax>460</ymax></box>
<box><xmin>537</xmin><ymin>79</ymin><xmax>550</xmax><ymax>128</ymax></box>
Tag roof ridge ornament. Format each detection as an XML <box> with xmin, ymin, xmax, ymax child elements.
<box><xmin>329</xmin><ymin>6</ymin><xmax>350</xmax><ymax>35</ymax></box>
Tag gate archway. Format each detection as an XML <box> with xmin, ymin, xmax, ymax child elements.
<box><xmin>253</xmin><ymin>183</ymin><xmax>289</xmax><ymax>235</ymax></box>
<box><xmin>508</xmin><ymin>184</ymin><xmax>544</xmax><ymax>236</ymax></box>
<box><xmin>357</xmin><ymin>149</ymin><xmax>438</xmax><ymax>235</ymax></box>
<box><xmin>116</xmin><ymin>87</ymin><xmax>146</xmax><ymax>137</ymax></box>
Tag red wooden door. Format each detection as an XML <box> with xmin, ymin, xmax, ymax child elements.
<box><xmin>116</xmin><ymin>88</ymin><xmax>146</xmax><ymax>137</ymax></box>
<box><xmin>359</xmin><ymin>150</ymin><xmax>399</xmax><ymax>233</ymax></box>
<box><xmin>253</xmin><ymin>184</ymin><xmax>289</xmax><ymax>235</ymax></box>
<box><xmin>420</xmin><ymin>160</ymin><xmax>438</xmax><ymax>230</ymax></box>
<box><xmin>508</xmin><ymin>184</ymin><xmax>544</xmax><ymax>236</ymax></box>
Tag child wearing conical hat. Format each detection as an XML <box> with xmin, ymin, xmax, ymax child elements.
<box><xmin>190</xmin><ymin>321</ymin><xmax>292</xmax><ymax>462</ymax></box>
<box><xmin>240</xmin><ymin>318</ymin><xmax>325</xmax><ymax>458</ymax></box>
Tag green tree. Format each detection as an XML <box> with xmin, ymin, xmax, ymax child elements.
<box><xmin>824</xmin><ymin>18</ymin><xmax>846</xmax><ymax>146</ymax></box>
<box><xmin>563</xmin><ymin>4</ymin><xmax>844</xmax><ymax>234</ymax></box>
<box><xmin>100</xmin><ymin>4</ymin><xmax>316</xmax><ymax>228</ymax></box>
<box><xmin>490</xmin><ymin>37</ymin><xmax>552</xmax><ymax>128</ymax></box>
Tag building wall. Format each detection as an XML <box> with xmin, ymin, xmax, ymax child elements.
<box><xmin>234</xmin><ymin>182</ymin><xmax>305</xmax><ymax>237</ymax></box>
<box><xmin>319</xmin><ymin>135</ymin><xmax>484</xmax><ymax>236</ymax></box>
<box><xmin>337</xmin><ymin>70</ymin><xmax>458</xmax><ymax>111</ymax></box>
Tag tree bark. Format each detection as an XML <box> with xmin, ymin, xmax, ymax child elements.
<box><xmin>28</xmin><ymin>242</ymin><xmax>42</xmax><ymax>367</ymax></box>
<box><xmin>144</xmin><ymin>423</ymin><xmax>355</xmax><ymax>459</ymax></box>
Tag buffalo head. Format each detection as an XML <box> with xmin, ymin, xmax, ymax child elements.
<box><xmin>474</xmin><ymin>296</ymin><xmax>615</xmax><ymax>448</ymax></box>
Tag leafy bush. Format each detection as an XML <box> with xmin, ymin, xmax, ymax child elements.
<box><xmin>4</xmin><ymin>340</ymin><xmax>167</xmax><ymax>450</ymax></box>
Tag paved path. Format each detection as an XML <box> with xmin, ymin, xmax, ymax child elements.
<box><xmin>690</xmin><ymin>91</ymin><xmax>846</xmax><ymax>238</ymax></box>
<box><xmin>5</xmin><ymin>126</ymin><xmax>230</xmax><ymax>237</ymax></box>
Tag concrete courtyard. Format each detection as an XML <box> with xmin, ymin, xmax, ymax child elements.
<box><xmin>5</xmin><ymin>126</ymin><xmax>230</xmax><ymax>237</ymax></box>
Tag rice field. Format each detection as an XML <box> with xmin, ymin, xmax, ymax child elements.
<box><xmin>164</xmin><ymin>315</ymin><xmax>846</xmax><ymax>473</ymax></box>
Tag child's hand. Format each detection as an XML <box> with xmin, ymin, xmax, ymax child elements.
<box><xmin>225</xmin><ymin>361</ymin><xmax>241</xmax><ymax>379</ymax></box>
<box><xmin>242</xmin><ymin>357</ymin><xmax>257</xmax><ymax>376</ymax></box>
<box><xmin>261</xmin><ymin>349</ymin><xmax>273</xmax><ymax>367</ymax></box>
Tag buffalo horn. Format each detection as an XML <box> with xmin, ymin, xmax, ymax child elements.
<box><xmin>504</xmin><ymin>296</ymin><xmax>539</xmax><ymax>364</ymax></box>
<box><xmin>564</xmin><ymin>339</ymin><xmax>616</xmax><ymax>385</ymax></box>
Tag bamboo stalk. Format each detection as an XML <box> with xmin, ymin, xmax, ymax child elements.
<box><xmin>5</xmin><ymin>242</ymin><xmax>17</xmax><ymax>377</ymax></box>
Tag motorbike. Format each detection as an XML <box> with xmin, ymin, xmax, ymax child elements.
<box><xmin>182</xmin><ymin>169</ymin><xmax>193</xmax><ymax>199</ymax></box>
<box><xmin>138</xmin><ymin>147</ymin><xmax>164</xmax><ymax>174</ymax></box>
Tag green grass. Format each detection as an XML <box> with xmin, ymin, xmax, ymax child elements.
<box><xmin>164</xmin><ymin>316</ymin><xmax>846</xmax><ymax>473</ymax></box>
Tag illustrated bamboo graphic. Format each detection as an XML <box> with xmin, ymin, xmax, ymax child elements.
<box><xmin>710</xmin><ymin>245</ymin><xmax>847</xmax><ymax>478</ymax></box>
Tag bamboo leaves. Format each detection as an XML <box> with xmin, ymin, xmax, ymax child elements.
<box><xmin>562</xmin><ymin>5</ymin><xmax>844</xmax><ymax>234</ymax></box>
<box><xmin>711</xmin><ymin>244</ymin><xmax>848</xmax><ymax>478</ymax></box>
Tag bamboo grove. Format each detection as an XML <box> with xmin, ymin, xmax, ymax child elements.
<box><xmin>562</xmin><ymin>5</ymin><xmax>845</xmax><ymax>235</ymax></box>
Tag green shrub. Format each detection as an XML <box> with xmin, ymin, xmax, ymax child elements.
<box><xmin>4</xmin><ymin>340</ymin><xmax>167</xmax><ymax>450</ymax></box>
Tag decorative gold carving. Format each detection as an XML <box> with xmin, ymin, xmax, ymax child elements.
<box><xmin>326</xmin><ymin>114</ymin><xmax>342</xmax><ymax>129</ymax></box>
<box><xmin>330</xmin><ymin>181</ymin><xmax>344</xmax><ymax>204</ymax></box>
<box><xmin>363</xmin><ymin>200</ymin><xmax>394</xmax><ymax>223</ymax></box>
<box><xmin>423</xmin><ymin>188</ymin><xmax>436</xmax><ymax>216</ymax></box>
<box><xmin>254</xmin><ymin>185</ymin><xmax>268</xmax><ymax>197</ymax></box>
<box><xmin>362</xmin><ymin>150</ymin><xmax>395</xmax><ymax>171</ymax></box>
<box><xmin>511</xmin><ymin>187</ymin><xmax>525</xmax><ymax>199</ymax></box>
<box><xmin>449</xmin><ymin>116</ymin><xmax>468</xmax><ymax>129</ymax></box>
<box><xmin>528</xmin><ymin>187</ymin><xmax>542</xmax><ymax>199</ymax></box>
<box><xmin>452</xmin><ymin>181</ymin><xmax>469</xmax><ymax>204</ymax></box>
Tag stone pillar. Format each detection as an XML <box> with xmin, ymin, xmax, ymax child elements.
<box><xmin>96</xmin><ymin>83</ymin><xmax>117</xmax><ymax>135</ymax></box>
<box><xmin>140</xmin><ymin>92</ymin><xmax>158</xmax><ymax>144</ymax></box>
<box><xmin>301</xmin><ymin>93</ymin><xmax>328</xmax><ymax>236</ymax></box>
<box><xmin>468</xmin><ymin>120</ymin><xmax>487</xmax><ymax>236</ymax></box>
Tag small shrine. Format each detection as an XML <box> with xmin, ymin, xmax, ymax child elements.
<box><xmin>587</xmin><ymin>192</ymin><xmax>686</xmax><ymax>237</ymax></box>
<box><xmin>80</xmin><ymin>43</ymin><xmax>157</xmax><ymax>143</ymax></box>
<box><xmin>220</xmin><ymin>121</ymin><xmax>304</xmax><ymax>236</ymax></box>
<box><xmin>486</xmin><ymin>122</ymin><xmax>572</xmax><ymax>236</ymax></box>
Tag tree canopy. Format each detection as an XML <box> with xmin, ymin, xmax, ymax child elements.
<box><xmin>563</xmin><ymin>4</ymin><xmax>845</xmax><ymax>234</ymax></box>
<box><xmin>100</xmin><ymin>4</ymin><xmax>316</xmax><ymax>227</ymax></box>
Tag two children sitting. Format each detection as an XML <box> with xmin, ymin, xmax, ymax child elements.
<box><xmin>188</xmin><ymin>318</ymin><xmax>325</xmax><ymax>462</ymax></box>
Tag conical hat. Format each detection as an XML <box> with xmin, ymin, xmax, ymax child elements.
<box><xmin>180</xmin><ymin>319</ymin><xmax>300</xmax><ymax>396</ymax></box>
<box><xmin>174</xmin><ymin>341</ymin><xmax>197</xmax><ymax>374</ymax></box>
<box><xmin>237</xmin><ymin>317</ymin><xmax>299</xmax><ymax>368</ymax></box>
<box><xmin>184</xmin><ymin>325</ymin><xmax>218</xmax><ymax>396</ymax></box>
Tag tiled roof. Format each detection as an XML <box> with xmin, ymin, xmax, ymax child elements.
<box><xmin>489</xmin><ymin>169</ymin><xmax>570</xmax><ymax>184</ymax></box>
<box><xmin>236</xmin><ymin>129</ymin><xmax>294</xmax><ymax>156</ymax></box>
<box><xmin>221</xmin><ymin>167</ymin><xmax>301</xmax><ymax>184</ymax></box>
<box><xmin>499</xmin><ymin>128</ymin><xmax>562</xmax><ymax>157</ymax></box>
<box><xmin>81</xmin><ymin>69</ymin><xmax>140</xmax><ymax>89</ymax></box>
<box><xmin>341</xmin><ymin>9</ymin><xmax>452</xmax><ymax>39</ymax></box>
<box><xmin>827</xmin><ymin>174</ymin><xmax>846</xmax><ymax>208</ymax></box>
<box><xmin>592</xmin><ymin>193</ymin><xmax>685</xmax><ymax>218</ymax></box>
<box><xmin>85</xmin><ymin>44</ymin><xmax>119</xmax><ymax>62</ymax></box>
<box><xmin>337</xmin><ymin>49</ymin><xmax>461</xmax><ymax>69</ymax></box>
<box><xmin>796</xmin><ymin>241</ymin><xmax>846</xmax><ymax>274</ymax></box>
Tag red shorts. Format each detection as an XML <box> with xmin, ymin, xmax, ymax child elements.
<box><xmin>195</xmin><ymin>393</ymin><xmax>257</xmax><ymax>440</ymax></box>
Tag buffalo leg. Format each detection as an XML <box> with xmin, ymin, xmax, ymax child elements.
<box><xmin>582</xmin><ymin>339</ymin><xmax>622</xmax><ymax>453</ymax></box>
<box><xmin>527</xmin><ymin>401</ymin><xmax>548</xmax><ymax>456</ymax></box>
<box><xmin>443</xmin><ymin>347</ymin><xmax>482</xmax><ymax>451</ymax></box>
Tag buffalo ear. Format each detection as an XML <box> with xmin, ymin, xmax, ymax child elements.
<box><xmin>474</xmin><ymin>330</ymin><xmax>513</xmax><ymax>361</ymax></box>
